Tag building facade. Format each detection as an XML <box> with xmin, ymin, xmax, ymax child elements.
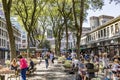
<box><xmin>90</xmin><ymin>15</ymin><xmax>114</xmax><ymax>30</ymax></box>
<box><xmin>81</xmin><ymin>15</ymin><xmax>120</xmax><ymax>56</ymax></box>
<box><xmin>0</xmin><ymin>17</ymin><xmax>21</xmax><ymax>64</ymax></box>
<box><xmin>21</xmin><ymin>31</ymin><xmax>27</xmax><ymax>48</ymax></box>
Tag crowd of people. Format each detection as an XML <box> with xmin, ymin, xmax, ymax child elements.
<box><xmin>10</xmin><ymin>55</ymin><xmax>35</xmax><ymax>80</ymax></box>
<box><xmin>42</xmin><ymin>51</ymin><xmax>55</xmax><ymax>68</ymax></box>
<box><xmin>8</xmin><ymin>50</ymin><xmax>120</xmax><ymax>80</ymax></box>
<box><xmin>60</xmin><ymin>51</ymin><xmax>120</xmax><ymax>80</ymax></box>
<box><xmin>9</xmin><ymin>50</ymin><xmax>55</xmax><ymax>80</ymax></box>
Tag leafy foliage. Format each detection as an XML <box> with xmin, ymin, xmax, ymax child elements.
<box><xmin>38</xmin><ymin>40</ymin><xmax>51</xmax><ymax>50</ymax></box>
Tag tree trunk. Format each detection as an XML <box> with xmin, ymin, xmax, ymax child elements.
<box><xmin>7</xmin><ymin>16</ymin><xmax>16</xmax><ymax>60</ymax></box>
<box><xmin>65</xmin><ymin>19</ymin><xmax>69</xmax><ymax>51</ymax></box>
<box><xmin>55</xmin><ymin>39</ymin><xmax>57</xmax><ymax>55</ymax></box>
<box><xmin>27</xmin><ymin>32</ymin><xmax>30</xmax><ymax>58</ymax></box>
<box><xmin>55</xmin><ymin>38</ymin><xmax>58</xmax><ymax>56</ymax></box>
<box><xmin>77</xmin><ymin>0</ymin><xmax>84</xmax><ymax>56</ymax></box>
<box><xmin>72</xmin><ymin>0</ymin><xmax>84</xmax><ymax>59</ymax></box>
<box><xmin>58</xmin><ymin>30</ymin><xmax>61</xmax><ymax>56</ymax></box>
<box><xmin>2</xmin><ymin>0</ymin><xmax>16</xmax><ymax>60</ymax></box>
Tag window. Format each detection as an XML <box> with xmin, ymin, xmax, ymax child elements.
<box><xmin>115</xmin><ymin>23</ymin><xmax>119</xmax><ymax>33</ymax></box>
<box><xmin>0</xmin><ymin>39</ymin><xmax>2</xmax><ymax>46</ymax></box>
<box><xmin>3</xmin><ymin>40</ymin><xmax>5</xmax><ymax>47</ymax></box>
<box><xmin>98</xmin><ymin>31</ymin><xmax>100</xmax><ymax>38</ymax></box>
<box><xmin>107</xmin><ymin>27</ymin><xmax>109</xmax><ymax>36</ymax></box>
<box><xmin>101</xmin><ymin>30</ymin><xmax>103</xmax><ymax>37</ymax></box>
<box><xmin>22</xmin><ymin>40</ymin><xmax>26</xmax><ymax>43</ymax></box>
<box><xmin>111</xmin><ymin>25</ymin><xmax>114</xmax><ymax>34</ymax></box>
<box><xmin>0</xmin><ymin>29</ymin><xmax>1</xmax><ymax>36</ymax></box>
<box><xmin>22</xmin><ymin>35</ymin><xmax>26</xmax><ymax>38</ymax></box>
<box><xmin>104</xmin><ymin>28</ymin><xmax>106</xmax><ymax>37</ymax></box>
<box><xmin>94</xmin><ymin>33</ymin><xmax>95</xmax><ymax>40</ymax></box>
<box><xmin>1</xmin><ymin>30</ymin><xmax>3</xmax><ymax>36</ymax></box>
<box><xmin>2</xmin><ymin>39</ymin><xmax>3</xmax><ymax>46</ymax></box>
<box><xmin>47</xmin><ymin>29</ymin><xmax>53</xmax><ymax>38</ymax></box>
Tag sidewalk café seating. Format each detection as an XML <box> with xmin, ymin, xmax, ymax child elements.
<box><xmin>7</xmin><ymin>70</ymin><xmax>20</xmax><ymax>80</ymax></box>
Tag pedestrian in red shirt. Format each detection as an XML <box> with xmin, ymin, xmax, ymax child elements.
<box><xmin>17</xmin><ymin>55</ymin><xmax>28</xmax><ymax>80</ymax></box>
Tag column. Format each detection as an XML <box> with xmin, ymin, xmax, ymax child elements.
<box><xmin>5</xmin><ymin>51</ymin><xmax>8</xmax><ymax>60</ymax></box>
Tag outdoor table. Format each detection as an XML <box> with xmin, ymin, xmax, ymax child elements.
<box><xmin>0</xmin><ymin>67</ymin><xmax>19</xmax><ymax>80</ymax></box>
<box><xmin>0</xmin><ymin>67</ymin><xmax>14</xmax><ymax>80</ymax></box>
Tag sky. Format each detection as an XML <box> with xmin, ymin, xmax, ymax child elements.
<box><xmin>83</xmin><ymin>0</ymin><xmax>120</xmax><ymax>27</ymax></box>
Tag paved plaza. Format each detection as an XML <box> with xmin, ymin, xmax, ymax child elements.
<box><xmin>26</xmin><ymin>60</ymin><xmax>75</xmax><ymax>80</ymax></box>
<box><xmin>5</xmin><ymin>60</ymin><xmax>75</xmax><ymax>80</ymax></box>
<box><xmin>4</xmin><ymin>59</ymin><xmax>106</xmax><ymax>80</ymax></box>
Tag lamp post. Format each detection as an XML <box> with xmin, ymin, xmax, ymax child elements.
<box><xmin>111</xmin><ymin>40</ymin><xmax>114</xmax><ymax>44</ymax></box>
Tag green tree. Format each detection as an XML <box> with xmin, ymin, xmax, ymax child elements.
<box><xmin>47</xmin><ymin>1</ymin><xmax>65</xmax><ymax>55</ymax></box>
<box><xmin>13</xmin><ymin>0</ymin><xmax>47</xmax><ymax>57</ymax></box>
<box><xmin>36</xmin><ymin>15</ymin><xmax>49</xmax><ymax>48</ymax></box>
<box><xmin>2</xmin><ymin>0</ymin><xmax>16</xmax><ymax>60</ymax></box>
<box><xmin>38</xmin><ymin>40</ymin><xmax>50</xmax><ymax>50</ymax></box>
<box><xmin>72</xmin><ymin>0</ymin><xmax>104</xmax><ymax>57</ymax></box>
<box><xmin>56</xmin><ymin>0</ymin><xmax>72</xmax><ymax>51</ymax></box>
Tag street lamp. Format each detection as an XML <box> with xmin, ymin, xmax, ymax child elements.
<box><xmin>97</xmin><ymin>43</ymin><xmax>100</xmax><ymax>46</ymax></box>
<box><xmin>111</xmin><ymin>40</ymin><xmax>114</xmax><ymax>44</ymax></box>
<box><xmin>97</xmin><ymin>43</ymin><xmax>100</xmax><ymax>54</ymax></box>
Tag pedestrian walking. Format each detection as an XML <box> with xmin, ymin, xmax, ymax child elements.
<box><xmin>50</xmin><ymin>51</ymin><xmax>54</xmax><ymax>64</ymax></box>
<box><xmin>44</xmin><ymin>52</ymin><xmax>49</xmax><ymax>68</ymax></box>
<box><xmin>17</xmin><ymin>55</ymin><xmax>28</xmax><ymax>80</ymax></box>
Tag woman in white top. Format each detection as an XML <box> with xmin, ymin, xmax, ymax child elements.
<box><xmin>102</xmin><ymin>53</ymin><xmax>109</xmax><ymax>79</ymax></box>
<box><xmin>102</xmin><ymin>53</ymin><xmax>109</xmax><ymax>69</ymax></box>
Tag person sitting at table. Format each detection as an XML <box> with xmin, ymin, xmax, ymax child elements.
<box><xmin>11</xmin><ymin>58</ymin><xmax>18</xmax><ymax>71</ymax></box>
<box><xmin>84</xmin><ymin>58</ymin><xmax>95</xmax><ymax>80</ymax></box>
<box><xmin>66</xmin><ymin>55</ymin><xmax>72</xmax><ymax>60</ymax></box>
<box><xmin>111</xmin><ymin>59</ymin><xmax>120</xmax><ymax>80</ymax></box>
<box><xmin>78</xmin><ymin>58</ymin><xmax>86</xmax><ymax>80</ymax></box>
<box><xmin>27</xmin><ymin>58</ymin><xmax>34</xmax><ymax>74</ymax></box>
<box><xmin>28</xmin><ymin>58</ymin><xmax>34</xmax><ymax>71</ymax></box>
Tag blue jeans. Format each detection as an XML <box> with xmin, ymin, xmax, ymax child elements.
<box><xmin>45</xmin><ymin>59</ymin><xmax>49</xmax><ymax>68</ymax></box>
<box><xmin>21</xmin><ymin>68</ymin><xmax>27</xmax><ymax>80</ymax></box>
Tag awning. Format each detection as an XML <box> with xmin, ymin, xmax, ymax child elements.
<box><xmin>0</xmin><ymin>48</ymin><xmax>9</xmax><ymax>51</ymax></box>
